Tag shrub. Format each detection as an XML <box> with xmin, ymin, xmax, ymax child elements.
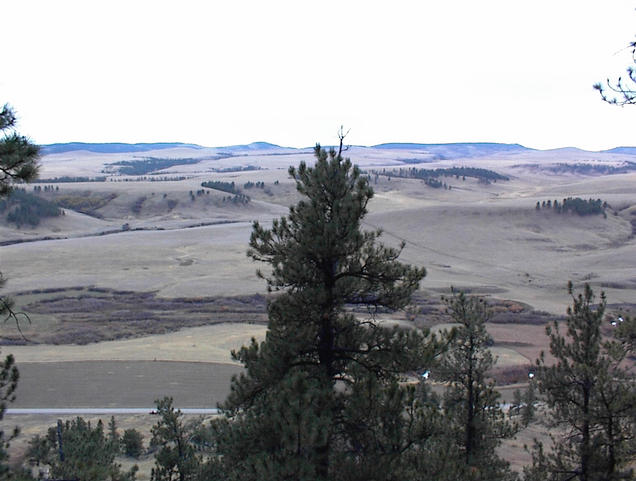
<box><xmin>122</xmin><ymin>428</ymin><xmax>144</xmax><ymax>458</ymax></box>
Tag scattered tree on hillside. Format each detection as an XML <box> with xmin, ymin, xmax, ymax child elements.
<box><xmin>525</xmin><ymin>283</ymin><xmax>636</xmax><ymax>481</ymax></box>
<box><xmin>243</xmin><ymin>181</ymin><xmax>265</xmax><ymax>189</ymax></box>
<box><xmin>211</xmin><ymin>136</ymin><xmax>442</xmax><ymax>480</ymax></box>
<box><xmin>0</xmin><ymin>188</ymin><xmax>62</xmax><ymax>227</ymax></box>
<box><xmin>438</xmin><ymin>291</ymin><xmax>516</xmax><ymax>480</ymax></box>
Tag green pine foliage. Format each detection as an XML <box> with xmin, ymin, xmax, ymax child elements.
<box><xmin>526</xmin><ymin>283</ymin><xmax>636</xmax><ymax>481</ymax></box>
<box><xmin>212</xmin><ymin>141</ymin><xmax>441</xmax><ymax>480</ymax></box>
<box><xmin>437</xmin><ymin>291</ymin><xmax>516</xmax><ymax>481</ymax></box>
<box><xmin>25</xmin><ymin>434</ymin><xmax>48</xmax><ymax>467</ymax></box>
<box><xmin>0</xmin><ymin>104</ymin><xmax>39</xmax><ymax>196</ymax></box>
<box><xmin>44</xmin><ymin>417</ymin><xmax>137</xmax><ymax>481</ymax></box>
<box><xmin>509</xmin><ymin>382</ymin><xmax>537</xmax><ymax>431</ymax></box>
<box><xmin>108</xmin><ymin>416</ymin><xmax>121</xmax><ymax>453</ymax></box>
<box><xmin>613</xmin><ymin>315</ymin><xmax>636</xmax><ymax>354</ymax></box>
<box><xmin>150</xmin><ymin>397</ymin><xmax>201</xmax><ymax>481</ymax></box>
<box><xmin>0</xmin><ymin>104</ymin><xmax>38</xmax><ymax>477</ymax></box>
<box><xmin>0</xmin><ymin>353</ymin><xmax>19</xmax><ymax>479</ymax></box>
<box><xmin>122</xmin><ymin>429</ymin><xmax>144</xmax><ymax>458</ymax></box>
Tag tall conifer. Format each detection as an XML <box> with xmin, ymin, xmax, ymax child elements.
<box><xmin>215</xmin><ymin>136</ymin><xmax>440</xmax><ymax>480</ymax></box>
<box><xmin>526</xmin><ymin>283</ymin><xmax>635</xmax><ymax>481</ymax></box>
<box><xmin>438</xmin><ymin>291</ymin><xmax>515</xmax><ymax>481</ymax></box>
<box><xmin>0</xmin><ymin>104</ymin><xmax>39</xmax><ymax>477</ymax></box>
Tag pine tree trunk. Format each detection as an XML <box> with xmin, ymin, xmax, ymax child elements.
<box><xmin>581</xmin><ymin>378</ymin><xmax>591</xmax><ymax>481</ymax></box>
<box><xmin>465</xmin><ymin>333</ymin><xmax>476</xmax><ymax>466</ymax></box>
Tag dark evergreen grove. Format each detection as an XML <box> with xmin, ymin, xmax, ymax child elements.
<box><xmin>377</xmin><ymin>166</ymin><xmax>509</xmax><ymax>183</ymax></box>
<box><xmin>0</xmin><ymin>188</ymin><xmax>62</xmax><ymax>227</ymax></box>
<box><xmin>535</xmin><ymin>197</ymin><xmax>606</xmax><ymax>216</ymax></box>
<box><xmin>38</xmin><ymin>418</ymin><xmax>137</xmax><ymax>481</ymax></box>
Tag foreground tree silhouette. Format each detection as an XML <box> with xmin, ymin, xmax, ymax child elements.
<box><xmin>438</xmin><ymin>291</ymin><xmax>515</xmax><ymax>481</ymax></box>
<box><xmin>150</xmin><ymin>397</ymin><xmax>200</xmax><ymax>481</ymax></box>
<box><xmin>214</xmin><ymin>137</ymin><xmax>440</xmax><ymax>480</ymax></box>
<box><xmin>0</xmin><ymin>104</ymin><xmax>40</xmax><ymax>326</ymax></box>
<box><xmin>0</xmin><ymin>104</ymin><xmax>39</xmax><ymax>195</ymax></box>
<box><xmin>526</xmin><ymin>283</ymin><xmax>635</xmax><ymax>481</ymax></box>
<box><xmin>0</xmin><ymin>104</ymin><xmax>39</xmax><ymax>477</ymax></box>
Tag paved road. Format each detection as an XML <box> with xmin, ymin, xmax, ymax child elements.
<box><xmin>6</xmin><ymin>408</ymin><xmax>220</xmax><ymax>415</ymax></box>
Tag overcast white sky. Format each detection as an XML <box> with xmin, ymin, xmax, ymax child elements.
<box><xmin>2</xmin><ymin>1</ymin><xmax>636</xmax><ymax>150</ymax></box>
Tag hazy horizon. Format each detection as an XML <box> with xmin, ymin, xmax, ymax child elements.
<box><xmin>3</xmin><ymin>1</ymin><xmax>636</xmax><ymax>151</ymax></box>
<box><xmin>36</xmin><ymin>139</ymin><xmax>636</xmax><ymax>154</ymax></box>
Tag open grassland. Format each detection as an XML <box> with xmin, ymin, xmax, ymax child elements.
<box><xmin>7</xmin><ymin>323</ymin><xmax>267</xmax><ymax>364</ymax></box>
<box><xmin>3</xmin><ymin>194</ymin><xmax>634</xmax><ymax>312</ymax></box>
<box><xmin>2</xmin><ymin>145</ymin><xmax>635</xmax><ymax>476</ymax></box>
<box><xmin>2</xmin><ymin>165</ymin><xmax>635</xmax><ymax>312</ymax></box>
<box><xmin>0</xmin><ymin>145</ymin><xmax>634</xmax><ymax>475</ymax></box>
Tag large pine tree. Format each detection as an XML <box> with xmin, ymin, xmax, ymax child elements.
<box><xmin>214</xmin><ymin>139</ymin><xmax>440</xmax><ymax>480</ymax></box>
<box><xmin>0</xmin><ymin>104</ymin><xmax>39</xmax><ymax>477</ymax></box>
<box><xmin>437</xmin><ymin>291</ymin><xmax>515</xmax><ymax>481</ymax></box>
<box><xmin>526</xmin><ymin>283</ymin><xmax>635</xmax><ymax>481</ymax></box>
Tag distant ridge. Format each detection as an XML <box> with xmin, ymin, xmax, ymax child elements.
<box><xmin>372</xmin><ymin>142</ymin><xmax>531</xmax><ymax>158</ymax></box>
<box><xmin>216</xmin><ymin>141</ymin><xmax>283</xmax><ymax>151</ymax></box>
<box><xmin>603</xmin><ymin>146</ymin><xmax>636</xmax><ymax>155</ymax></box>
<box><xmin>40</xmin><ymin>141</ymin><xmax>636</xmax><ymax>160</ymax></box>
<box><xmin>40</xmin><ymin>141</ymin><xmax>287</xmax><ymax>155</ymax></box>
<box><xmin>41</xmin><ymin>142</ymin><xmax>204</xmax><ymax>155</ymax></box>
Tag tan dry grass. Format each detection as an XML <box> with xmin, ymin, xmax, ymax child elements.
<box><xmin>1</xmin><ymin>222</ymin><xmax>264</xmax><ymax>297</ymax></box>
<box><xmin>5</xmin><ymin>149</ymin><xmax>636</xmax><ymax>313</ymax></box>
<box><xmin>6</xmin><ymin>323</ymin><xmax>266</xmax><ymax>364</ymax></box>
